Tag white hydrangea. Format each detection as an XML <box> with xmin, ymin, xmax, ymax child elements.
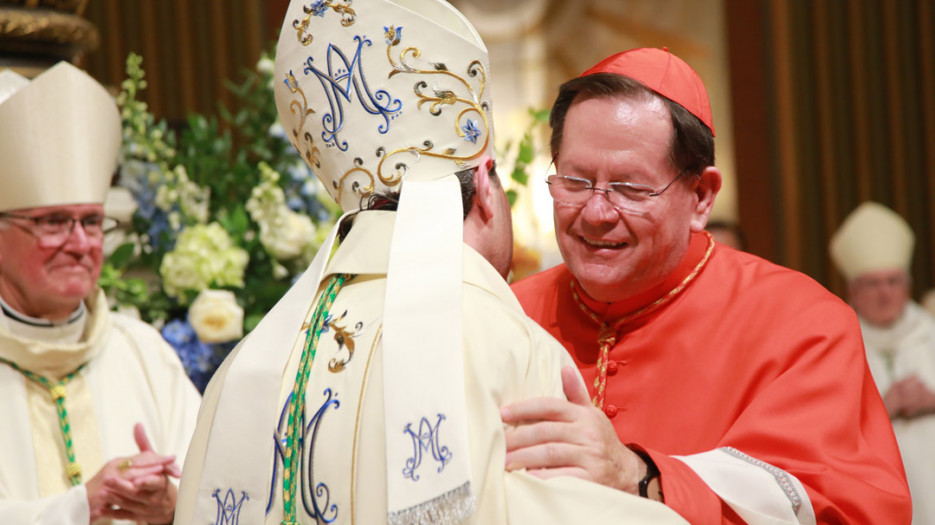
<box><xmin>246</xmin><ymin>162</ymin><xmax>316</xmax><ymax>262</ymax></box>
<box><xmin>160</xmin><ymin>222</ymin><xmax>249</xmax><ymax>301</ymax></box>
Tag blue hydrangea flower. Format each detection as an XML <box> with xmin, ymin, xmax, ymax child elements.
<box><xmin>161</xmin><ymin>318</ymin><xmax>229</xmax><ymax>392</ymax></box>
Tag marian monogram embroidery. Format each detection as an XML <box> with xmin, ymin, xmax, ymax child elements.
<box><xmin>302</xmin><ymin>36</ymin><xmax>403</xmax><ymax>152</ymax></box>
<box><xmin>402</xmin><ymin>414</ymin><xmax>453</xmax><ymax>481</ymax></box>
<box><xmin>282</xmin><ymin>20</ymin><xmax>490</xmax><ymax>209</ymax></box>
<box><xmin>212</xmin><ymin>489</ymin><xmax>248</xmax><ymax>525</ymax></box>
<box><xmin>269</xmin><ymin>389</ymin><xmax>341</xmax><ymax>521</ymax></box>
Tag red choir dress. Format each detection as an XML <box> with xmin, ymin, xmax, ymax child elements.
<box><xmin>512</xmin><ymin>231</ymin><xmax>911</xmax><ymax>524</ymax></box>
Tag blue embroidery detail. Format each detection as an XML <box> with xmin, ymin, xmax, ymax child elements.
<box><xmin>402</xmin><ymin>414</ymin><xmax>453</xmax><ymax>481</ymax></box>
<box><xmin>300</xmin><ymin>36</ymin><xmax>402</xmax><ymax>152</ymax></box>
<box><xmin>268</xmin><ymin>389</ymin><xmax>341</xmax><ymax>522</ymax></box>
<box><xmin>384</xmin><ymin>25</ymin><xmax>403</xmax><ymax>46</ymax></box>
<box><xmin>213</xmin><ymin>488</ymin><xmax>249</xmax><ymax>525</ymax></box>
<box><xmin>461</xmin><ymin>118</ymin><xmax>480</xmax><ymax>143</ymax></box>
<box><xmin>310</xmin><ymin>0</ymin><xmax>328</xmax><ymax>17</ymax></box>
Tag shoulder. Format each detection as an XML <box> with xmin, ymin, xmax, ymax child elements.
<box><xmin>709</xmin><ymin>248</ymin><xmax>847</xmax><ymax>306</ymax></box>
<box><xmin>510</xmin><ymin>263</ymin><xmax>571</xmax><ymax>316</ymax></box>
<box><xmin>697</xmin><ymin>248</ymin><xmax>859</xmax><ymax>336</ymax></box>
<box><xmin>107</xmin><ymin>313</ymin><xmax>188</xmax><ymax>369</ymax></box>
<box><xmin>511</xmin><ymin>263</ymin><xmax>569</xmax><ymax>295</ymax></box>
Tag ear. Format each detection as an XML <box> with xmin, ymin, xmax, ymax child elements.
<box><xmin>689</xmin><ymin>166</ymin><xmax>722</xmax><ymax>232</ymax></box>
<box><xmin>471</xmin><ymin>155</ymin><xmax>496</xmax><ymax>222</ymax></box>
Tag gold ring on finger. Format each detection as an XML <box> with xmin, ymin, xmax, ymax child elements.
<box><xmin>118</xmin><ymin>458</ymin><xmax>133</xmax><ymax>472</ymax></box>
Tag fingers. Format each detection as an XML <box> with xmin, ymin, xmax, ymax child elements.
<box><xmin>505</xmin><ymin>420</ymin><xmax>578</xmax><ymax>452</ymax></box>
<box><xmin>561</xmin><ymin>366</ymin><xmax>591</xmax><ymax>406</ymax></box>
<box><xmin>500</xmin><ymin>396</ymin><xmax>578</xmax><ymax>425</ymax></box>
<box><xmin>505</xmin><ymin>441</ymin><xmax>579</xmax><ymax>472</ymax></box>
<box><xmin>523</xmin><ymin>466</ymin><xmax>591</xmax><ymax>481</ymax></box>
<box><xmin>132</xmin><ymin>422</ymin><xmax>182</xmax><ymax>477</ymax></box>
<box><xmin>134</xmin><ymin>422</ymin><xmax>153</xmax><ymax>453</ymax></box>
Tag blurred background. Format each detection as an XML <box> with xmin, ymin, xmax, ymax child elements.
<box><xmin>1</xmin><ymin>0</ymin><xmax>933</xmax><ymax>301</ymax></box>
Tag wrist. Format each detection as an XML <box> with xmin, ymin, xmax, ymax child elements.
<box><xmin>630</xmin><ymin>448</ymin><xmax>664</xmax><ymax>502</ymax></box>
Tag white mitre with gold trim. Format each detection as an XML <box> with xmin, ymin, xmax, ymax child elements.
<box><xmin>830</xmin><ymin>201</ymin><xmax>915</xmax><ymax>281</ymax></box>
<box><xmin>273</xmin><ymin>0</ymin><xmax>493</xmax><ymax>209</ymax></box>
<box><xmin>0</xmin><ymin>62</ymin><xmax>120</xmax><ymax>212</ymax></box>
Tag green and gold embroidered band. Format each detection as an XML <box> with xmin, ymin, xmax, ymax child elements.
<box><xmin>0</xmin><ymin>357</ymin><xmax>87</xmax><ymax>486</ymax></box>
<box><xmin>281</xmin><ymin>273</ymin><xmax>349</xmax><ymax>525</ymax></box>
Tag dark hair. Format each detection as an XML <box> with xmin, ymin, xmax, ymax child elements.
<box><xmin>549</xmin><ymin>73</ymin><xmax>715</xmax><ymax>176</ymax></box>
<box><xmin>337</xmin><ymin>164</ymin><xmax>498</xmax><ymax>240</ymax></box>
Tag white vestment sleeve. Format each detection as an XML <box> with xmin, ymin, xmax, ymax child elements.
<box><xmin>674</xmin><ymin>447</ymin><xmax>816</xmax><ymax>524</ymax></box>
<box><xmin>0</xmin><ymin>485</ymin><xmax>90</xmax><ymax>525</ymax></box>
<box><xmin>504</xmin><ymin>473</ymin><xmax>688</xmax><ymax>524</ymax></box>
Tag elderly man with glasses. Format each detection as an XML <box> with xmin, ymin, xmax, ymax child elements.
<box><xmin>831</xmin><ymin>201</ymin><xmax>935</xmax><ymax>525</ymax></box>
<box><xmin>0</xmin><ymin>63</ymin><xmax>200</xmax><ymax>524</ymax></box>
<box><xmin>504</xmin><ymin>48</ymin><xmax>911</xmax><ymax>523</ymax></box>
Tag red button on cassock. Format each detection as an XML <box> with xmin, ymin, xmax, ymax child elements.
<box><xmin>606</xmin><ymin>360</ymin><xmax>619</xmax><ymax>375</ymax></box>
<box><xmin>604</xmin><ymin>404</ymin><xmax>618</xmax><ymax>418</ymax></box>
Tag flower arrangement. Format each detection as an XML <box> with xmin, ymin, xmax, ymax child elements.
<box><xmin>101</xmin><ymin>52</ymin><xmax>339</xmax><ymax>391</ymax></box>
<box><xmin>101</xmin><ymin>52</ymin><xmax>548</xmax><ymax>392</ymax></box>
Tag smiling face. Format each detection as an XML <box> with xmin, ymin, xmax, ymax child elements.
<box><xmin>0</xmin><ymin>204</ymin><xmax>105</xmax><ymax>320</ymax></box>
<box><xmin>552</xmin><ymin>94</ymin><xmax>702</xmax><ymax>303</ymax></box>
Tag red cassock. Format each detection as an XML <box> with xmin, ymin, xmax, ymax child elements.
<box><xmin>511</xmin><ymin>231</ymin><xmax>911</xmax><ymax>524</ymax></box>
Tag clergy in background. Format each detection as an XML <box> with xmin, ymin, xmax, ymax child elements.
<box><xmin>0</xmin><ymin>62</ymin><xmax>201</xmax><ymax>524</ymax></box>
<box><xmin>831</xmin><ymin>201</ymin><xmax>935</xmax><ymax>525</ymax></box>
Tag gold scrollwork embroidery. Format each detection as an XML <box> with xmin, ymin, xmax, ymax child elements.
<box><xmin>327</xmin><ymin>311</ymin><xmax>364</xmax><ymax>373</ymax></box>
<box><xmin>293</xmin><ymin>0</ymin><xmax>357</xmax><ymax>46</ymax></box>
<box><xmin>377</xmin><ymin>26</ymin><xmax>490</xmax><ymax>181</ymax></box>
<box><xmin>331</xmin><ymin>158</ymin><xmax>376</xmax><ymax>208</ymax></box>
<box><xmin>284</xmin><ymin>72</ymin><xmax>321</xmax><ymax>170</ymax></box>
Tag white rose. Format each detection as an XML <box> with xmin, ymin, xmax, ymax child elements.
<box><xmin>265</xmin><ymin>211</ymin><xmax>315</xmax><ymax>260</ymax></box>
<box><xmin>188</xmin><ymin>289</ymin><xmax>244</xmax><ymax>343</ymax></box>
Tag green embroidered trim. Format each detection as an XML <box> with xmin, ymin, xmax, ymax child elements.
<box><xmin>0</xmin><ymin>357</ymin><xmax>87</xmax><ymax>486</ymax></box>
<box><xmin>282</xmin><ymin>273</ymin><xmax>349</xmax><ymax>524</ymax></box>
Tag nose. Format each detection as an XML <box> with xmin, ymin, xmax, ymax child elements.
<box><xmin>579</xmin><ymin>188</ymin><xmax>619</xmax><ymax>224</ymax></box>
<box><xmin>62</xmin><ymin>220</ymin><xmax>92</xmax><ymax>250</ymax></box>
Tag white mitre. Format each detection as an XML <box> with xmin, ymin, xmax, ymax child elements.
<box><xmin>273</xmin><ymin>0</ymin><xmax>493</xmax><ymax>209</ymax></box>
<box><xmin>0</xmin><ymin>62</ymin><xmax>120</xmax><ymax>212</ymax></box>
<box><xmin>830</xmin><ymin>201</ymin><xmax>915</xmax><ymax>281</ymax></box>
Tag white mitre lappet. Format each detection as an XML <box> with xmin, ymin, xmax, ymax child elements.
<box><xmin>0</xmin><ymin>62</ymin><xmax>120</xmax><ymax>212</ymax></box>
<box><xmin>829</xmin><ymin>201</ymin><xmax>915</xmax><ymax>281</ymax></box>
<box><xmin>196</xmin><ymin>0</ymin><xmax>494</xmax><ymax>523</ymax></box>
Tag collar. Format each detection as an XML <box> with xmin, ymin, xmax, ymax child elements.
<box><xmin>327</xmin><ymin>210</ymin><xmax>518</xmax><ymax>308</ymax></box>
<box><xmin>860</xmin><ymin>301</ymin><xmax>935</xmax><ymax>356</ymax></box>
<box><xmin>0</xmin><ymin>294</ymin><xmax>86</xmax><ymax>328</ymax></box>
<box><xmin>0</xmin><ymin>289</ymin><xmax>110</xmax><ymax>378</ymax></box>
<box><xmin>575</xmin><ymin>231</ymin><xmax>713</xmax><ymax>324</ymax></box>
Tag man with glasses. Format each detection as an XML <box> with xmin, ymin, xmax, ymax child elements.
<box><xmin>831</xmin><ymin>201</ymin><xmax>935</xmax><ymax>524</ymax></box>
<box><xmin>503</xmin><ymin>48</ymin><xmax>910</xmax><ymax>523</ymax></box>
<box><xmin>0</xmin><ymin>63</ymin><xmax>200</xmax><ymax>524</ymax></box>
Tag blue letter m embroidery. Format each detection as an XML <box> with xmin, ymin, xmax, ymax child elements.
<box><xmin>302</xmin><ymin>35</ymin><xmax>402</xmax><ymax>151</ymax></box>
<box><xmin>213</xmin><ymin>488</ymin><xmax>249</xmax><ymax>525</ymax></box>
<box><xmin>402</xmin><ymin>413</ymin><xmax>453</xmax><ymax>481</ymax></box>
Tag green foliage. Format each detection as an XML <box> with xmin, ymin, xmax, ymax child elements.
<box><xmin>102</xmin><ymin>51</ymin><xmax>337</xmax><ymax>333</ymax></box>
<box><xmin>504</xmin><ymin>107</ymin><xmax>550</xmax><ymax>206</ymax></box>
